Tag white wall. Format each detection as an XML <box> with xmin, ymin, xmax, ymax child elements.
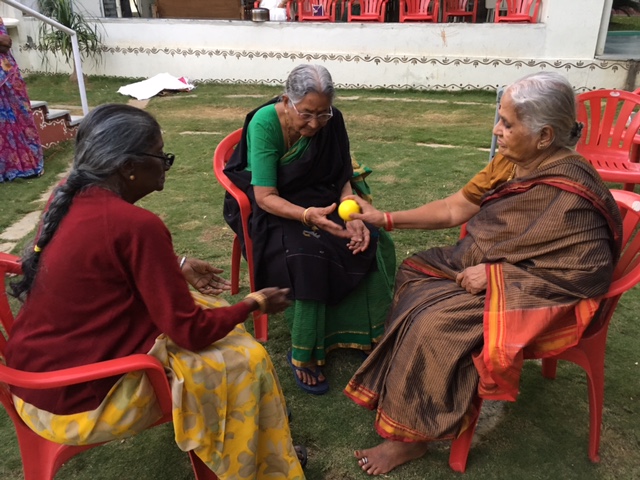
<box><xmin>5</xmin><ymin>0</ymin><xmax>637</xmax><ymax>92</ymax></box>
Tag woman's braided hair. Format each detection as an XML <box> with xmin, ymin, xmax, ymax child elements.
<box><xmin>11</xmin><ymin>104</ymin><xmax>161</xmax><ymax>300</ymax></box>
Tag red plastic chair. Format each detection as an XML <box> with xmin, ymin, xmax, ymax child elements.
<box><xmin>0</xmin><ymin>253</ymin><xmax>218</xmax><ymax>480</ymax></box>
<box><xmin>295</xmin><ymin>0</ymin><xmax>337</xmax><ymax>21</ymax></box>
<box><xmin>576</xmin><ymin>90</ymin><xmax>640</xmax><ymax>191</ymax></box>
<box><xmin>398</xmin><ymin>0</ymin><xmax>438</xmax><ymax>22</ymax></box>
<box><xmin>448</xmin><ymin>189</ymin><xmax>640</xmax><ymax>472</ymax></box>
<box><xmin>213</xmin><ymin>129</ymin><xmax>269</xmax><ymax>342</ymax></box>
<box><xmin>345</xmin><ymin>0</ymin><xmax>388</xmax><ymax>22</ymax></box>
<box><xmin>442</xmin><ymin>0</ymin><xmax>477</xmax><ymax>22</ymax></box>
<box><xmin>494</xmin><ymin>0</ymin><xmax>541</xmax><ymax>23</ymax></box>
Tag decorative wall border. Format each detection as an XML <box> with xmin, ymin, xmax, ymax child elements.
<box><xmin>93</xmin><ymin>46</ymin><xmax>631</xmax><ymax>74</ymax></box>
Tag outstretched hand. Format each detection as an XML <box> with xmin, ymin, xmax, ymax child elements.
<box><xmin>304</xmin><ymin>203</ymin><xmax>351</xmax><ymax>239</ymax></box>
<box><xmin>182</xmin><ymin>257</ymin><xmax>232</xmax><ymax>296</ymax></box>
<box><xmin>342</xmin><ymin>195</ymin><xmax>385</xmax><ymax>229</ymax></box>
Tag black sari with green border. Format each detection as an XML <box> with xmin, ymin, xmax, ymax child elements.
<box><xmin>223</xmin><ymin>99</ymin><xmax>379</xmax><ymax>305</ymax></box>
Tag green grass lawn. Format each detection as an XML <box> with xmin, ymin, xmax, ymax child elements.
<box><xmin>1</xmin><ymin>75</ymin><xmax>639</xmax><ymax>480</ymax></box>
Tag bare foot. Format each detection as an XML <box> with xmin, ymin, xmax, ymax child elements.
<box><xmin>295</xmin><ymin>365</ymin><xmax>326</xmax><ymax>386</ymax></box>
<box><xmin>354</xmin><ymin>440</ymin><xmax>428</xmax><ymax>475</ymax></box>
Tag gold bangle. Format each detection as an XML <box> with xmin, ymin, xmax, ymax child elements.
<box><xmin>245</xmin><ymin>292</ymin><xmax>268</xmax><ymax>312</ymax></box>
<box><xmin>302</xmin><ymin>207</ymin><xmax>312</xmax><ymax>227</ymax></box>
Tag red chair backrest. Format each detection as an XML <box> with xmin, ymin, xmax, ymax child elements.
<box><xmin>356</xmin><ymin>0</ymin><xmax>386</xmax><ymax>15</ymax></box>
<box><xmin>576</xmin><ymin>90</ymin><xmax>640</xmax><ymax>164</ymax></box>
<box><xmin>403</xmin><ymin>0</ymin><xmax>437</xmax><ymax>15</ymax></box>
<box><xmin>212</xmin><ymin>129</ymin><xmax>259</xmax><ymax>292</ymax></box>
<box><xmin>495</xmin><ymin>0</ymin><xmax>541</xmax><ymax>22</ymax></box>
<box><xmin>444</xmin><ymin>0</ymin><xmax>471</xmax><ymax>11</ymax></box>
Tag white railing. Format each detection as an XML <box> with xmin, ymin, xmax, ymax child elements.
<box><xmin>2</xmin><ymin>0</ymin><xmax>89</xmax><ymax>115</ymax></box>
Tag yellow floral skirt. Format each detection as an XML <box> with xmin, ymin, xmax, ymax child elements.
<box><xmin>14</xmin><ymin>293</ymin><xmax>305</xmax><ymax>480</ymax></box>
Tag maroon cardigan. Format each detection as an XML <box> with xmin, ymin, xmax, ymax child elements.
<box><xmin>6</xmin><ymin>187</ymin><xmax>251</xmax><ymax>414</ymax></box>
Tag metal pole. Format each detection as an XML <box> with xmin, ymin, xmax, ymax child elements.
<box><xmin>70</xmin><ymin>34</ymin><xmax>89</xmax><ymax>115</ymax></box>
<box><xmin>489</xmin><ymin>87</ymin><xmax>503</xmax><ymax>161</ymax></box>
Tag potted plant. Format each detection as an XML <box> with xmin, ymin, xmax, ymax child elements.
<box><xmin>37</xmin><ymin>0</ymin><xmax>103</xmax><ymax>82</ymax></box>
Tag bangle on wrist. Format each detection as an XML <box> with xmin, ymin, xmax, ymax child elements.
<box><xmin>245</xmin><ymin>292</ymin><xmax>268</xmax><ymax>312</ymax></box>
<box><xmin>302</xmin><ymin>207</ymin><xmax>312</xmax><ymax>227</ymax></box>
<box><xmin>179</xmin><ymin>256</ymin><xmax>187</xmax><ymax>270</ymax></box>
<box><xmin>384</xmin><ymin>212</ymin><xmax>394</xmax><ymax>232</ymax></box>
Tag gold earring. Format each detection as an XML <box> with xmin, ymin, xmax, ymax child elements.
<box><xmin>129</xmin><ymin>175</ymin><xmax>135</xmax><ymax>181</ymax></box>
<box><xmin>538</xmin><ymin>142</ymin><xmax>546</xmax><ymax>149</ymax></box>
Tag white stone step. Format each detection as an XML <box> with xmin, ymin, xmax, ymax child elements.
<box><xmin>45</xmin><ymin>109</ymin><xmax>71</xmax><ymax>121</ymax></box>
<box><xmin>69</xmin><ymin>115</ymin><xmax>84</xmax><ymax>126</ymax></box>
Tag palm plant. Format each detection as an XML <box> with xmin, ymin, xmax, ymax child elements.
<box><xmin>37</xmin><ymin>0</ymin><xmax>103</xmax><ymax>82</ymax></box>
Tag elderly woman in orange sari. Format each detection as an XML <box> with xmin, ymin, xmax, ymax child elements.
<box><xmin>343</xmin><ymin>72</ymin><xmax>622</xmax><ymax>475</ymax></box>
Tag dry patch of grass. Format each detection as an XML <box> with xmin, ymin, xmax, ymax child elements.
<box><xmin>200</xmin><ymin>225</ymin><xmax>235</xmax><ymax>244</ymax></box>
<box><xmin>166</xmin><ymin>106</ymin><xmax>247</xmax><ymax>122</ymax></box>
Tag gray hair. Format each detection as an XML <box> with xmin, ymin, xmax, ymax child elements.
<box><xmin>506</xmin><ymin>72</ymin><xmax>581</xmax><ymax>147</ymax></box>
<box><xmin>11</xmin><ymin>104</ymin><xmax>161</xmax><ymax>299</ymax></box>
<box><xmin>284</xmin><ymin>64</ymin><xmax>335</xmax><ymax>104</ymax></box>
<box><xmin>74</xmin><ymin>103</ymin><xmax>161</xmax><ymax>178</ymax></box>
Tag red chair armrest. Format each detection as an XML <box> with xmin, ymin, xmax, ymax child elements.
<box><xmin>0</xmin><ymin>253</ymin><xmax>22</xmax><ymax>275</ymax></box>
<box><xmin>0</xmin><ymin>354</ymin><xmax>172</xmax><ymax>413</ymax></box>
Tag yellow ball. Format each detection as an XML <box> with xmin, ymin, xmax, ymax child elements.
<box><xmin>338</xmin><ymin>199</ymin><xmax>361</xmax><ymax>221</ymax></box>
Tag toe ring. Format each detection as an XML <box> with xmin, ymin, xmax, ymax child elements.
<box><xmin>362</xmin><ymin>456</ymin><xmax>368</xmax><ymax>465</ymax></box>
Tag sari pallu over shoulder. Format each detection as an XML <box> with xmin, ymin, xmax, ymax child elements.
<box><xmin>466</xmin><ymin>156</ymin><xmax>622</xmax><ymax>401</ymax></box>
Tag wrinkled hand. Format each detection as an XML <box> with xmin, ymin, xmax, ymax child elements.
<box><xmin>345</xmin><ymin>219</ymin><xmax>370</xmax><ymax>254</ymax></box>
<box><xmin>342</xmin><ymin>195</ymin><xmax>385</xmax><ymax>229</ymax></box>
<box><xmin>182</xmin><ymin>257</ymin><xmax>232</xmax><ymax>296</ymax></box>
<box><xmin>455</xmin><ymin>264</ymin><xmax>488</xmax><ymax>295</ymax></box>
<box><xmin>0</xmin><ymin>34</ymin><xmax>12</xmax><ymax>54</ymax></box>
<box><xmin>304</xmin><ymin>204</ymin><xmax>351</xmax><ymax>239</ymax></box>
<box><xmin>253</xmin><ymin>287</ymin><xmax>291</xmax><ymax>314</ymax></box>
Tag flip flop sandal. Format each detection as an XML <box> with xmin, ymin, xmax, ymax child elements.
<box><xmin>287</xmin><ymin>351</ymin><xmax>329</xmax><ymax>395</ymax></box>
<box><xmin>294</xmin><ymin>445</ymin><xmax>308</xmax><ymax>468</ymax></box>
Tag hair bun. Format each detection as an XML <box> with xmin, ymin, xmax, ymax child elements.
<box><xmin>570</xmin><ymin>121</ymin><xmax>584</xmax><ymax>140</ymax></box>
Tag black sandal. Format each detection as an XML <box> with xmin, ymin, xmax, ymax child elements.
<box><xmin>294</xmin><ymin>445</ymin><xmax>308</xmax><ymax>468</ymax></box>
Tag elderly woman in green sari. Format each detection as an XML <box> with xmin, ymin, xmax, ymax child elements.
<box><xmin>224</xmin><ymin>64</ymin><xmax>395</xmax><ymax>394</ymax></box>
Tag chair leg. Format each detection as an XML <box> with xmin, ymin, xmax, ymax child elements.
<box><xmin>585</xmin><ymin>355</ymin><xmax>605</xmax><ymax>463</ymax></box>
<box><xmin>231</xmin><ymin>235</ymin><xmax>241</xmax><ymax>295</ymax></box>
<box><xmin>253</xmin><ymin>311</ymin><xmax>269</xmax><ymax>342</ymax></box>
<box><xmin>14</xmin><ymin>423</ymin><xmax>94</xmax><ymax>480</ymax></box>
<box><xmin>189</xmin><ymin>450</ymin><xmax>219</xmax><ymax>479</ymax></box>
<box><xmin>541</xmin><ymin>358</ymin><xmax>558</xmax><ymax>379</ymax></box>
<box><xmin>449</xmin><ymin>395</ymin><xmax>483</xmax><ymax>473</ymax></box>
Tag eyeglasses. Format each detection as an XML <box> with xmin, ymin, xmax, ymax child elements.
<box><xmin>290</xmin><ymin>102</ymin><xmax>333</xmax><ymax>124</ymax></box>
<box><xmin>135</xmin><ymin>152</ymin><xmax>175</xmax><ymax>169</ymax></box>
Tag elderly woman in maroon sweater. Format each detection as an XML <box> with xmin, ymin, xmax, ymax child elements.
<box><xmin>5</xmin><ymin>104</ymin><xmax>305</xmax><ymax>480</ymax></box>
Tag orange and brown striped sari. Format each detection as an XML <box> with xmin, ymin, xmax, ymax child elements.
<box><xmin>344</xmin><ymin>155</ymin><xmax>621</xmax><ymax>442</ymax></box>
